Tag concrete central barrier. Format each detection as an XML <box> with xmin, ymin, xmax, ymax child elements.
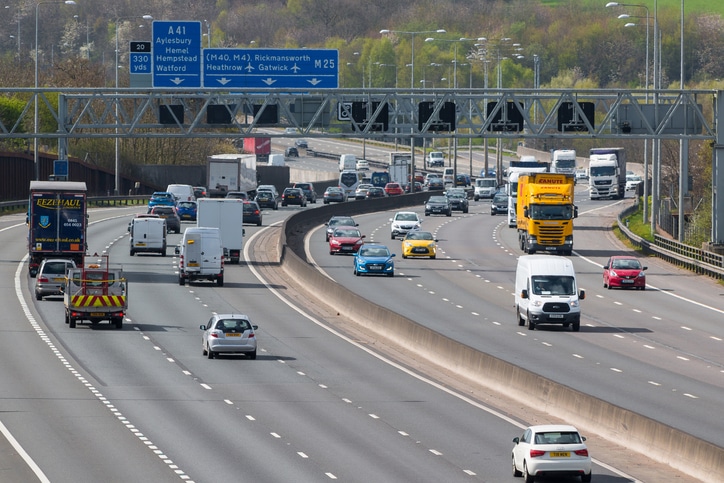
<box><xmin>276</xmin><ymin>195</ymin><xmax>722</xmax><ymax>481</ymax></box>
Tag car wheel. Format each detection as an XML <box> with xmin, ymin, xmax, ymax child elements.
<box><xmin>330</xmin><ymin>250</ymin><xmax>334</xmax><ymax>255</ymax></box>
<box><xmin>282</xmin><ymin>203</ymin><xmax>287</xmax><ymax>207</ymax></box>
<box><xmin>207</xmin><ymin>347</ymin><xmax>214</xmax><ymax>359</ymax></box>
<box><xmin>217</xmin><ymin>275</ymin><xmax>224</xmax><ymax>287</ymax></box>
<box><xmin>523</xmin><ymin>462</ymin><xmax>534</xmax><ymax>483</ymax></box>
<box><xmin>512</xmin><ymin>457</ymin><xmax>522</xmax><ymax>477</ymax></box>
<box><xmin>425</xmin><ymin>211</ymin><xmax>429</xmax><ymax>216</ymax></box>
<box><xmin>202</xmin><ymin>345</ymin><xmax>207</xmax><ymax>356</ymax></box>
<box><xmin>257</xmin><ymin>221</ymin><xmax>262</xmax><ymax>226</ymax></box>
<box><xmin>528</xmin><ymin>313</ymin><xmax>536</xmax><ymax>330</ymax></box>
<box><xmin>581</xmin><ymin>471</ymin><xmax>592</xmax><ymax>482</ymax></box>
<box><xmin>640</xmin><ymin>285</ymin><xmax>646</xmax><ymax>291</ymax></box>
<box><xmin>387</xmin><ymin>272</ymin><xmax>394</xmax><ymax>277</ymax></box>
<box><xmin>607</xmin><ymin>283</ymin><xmax>612</xmax><ymax>290</ymax></box>
<box><xmin>517</xmin><ymin>307</ymin><xmax>525</xmax><ymax>326</ymax></box>
<box><xmin>273</xmin><ymin>204</ymin><xmax>278</xmax><ymax>210</ymax></box>
<box><xmin>402</xmin><ymin>254</ymin><xmax>407</xmax><ymax>259</ymax></box>
<box><xmin>354</xmin><ymin>269</ymin><xmax>360</xmax><ymax>276</ymax></box>
<box><xmin>430</xmin><ymin>255</ymin><xmax>436</xmax><ymax>259</ymax></box>
<box><xmin>572</xmin><ymin>319</ymin><xmax>581</xmax><ymax>332</ymax></box>
<box><xmin>248</xmin><ymin>349</ymin><xmax>257</xmax><ymax>360</ymax></box>
<box><xmin>390</xmin><ymin>233</ymin><xmax>395</xmax><ymax>240</ymax></box>
<box><xmin>463</xmin><ymin>208</ymin><xmax>469</xmax><ymax>213</ymax></box>
<box><xmin>603</xmin><ymin>279</ymin><xmax>607</xmax><ymax>288</ymax></box>
<box><xmin>35</xmin><ymin>292</ymin><xmax>42</xmax><ymax>301</ymax></box>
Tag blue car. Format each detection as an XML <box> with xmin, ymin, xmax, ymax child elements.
<box><xmin>148</xmin><ymin>192</ymin><xmax>177</xmax><ymax>208</ymax></box>
<box><xmin>176</xmin><ymin>200</ymin><xmax>197</xmax><ymax>222</ymax></box>
<box><xmin>353</xmin><ymin>244</ymin><xmax>395</xmax><ymax>277</ymax></box>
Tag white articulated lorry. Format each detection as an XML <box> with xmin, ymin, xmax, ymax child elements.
<box><xmin>207</xmin><ymin>154</ymin><xmax>257</xmax><ymax>198</ymax></box>
<box><xmin>589</xmin><ymin>147</ymin><xmax>626</xmax><ymax>199</ymax></box>
<box><xmin>550</xmin><ymin>149</ymin><xmax>577</xmax><ymax>176</ymax></box>
<box><xmin>196</xmin><ymin>198</ymin><xmax>244</xmax><ymax>264</ymax></box>
<box><xmin>506</xmin><ymin>158</ymin><xmax>549</xmax><ymax>228</ymax></box>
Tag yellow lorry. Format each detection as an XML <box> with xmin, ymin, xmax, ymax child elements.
<box><xmin>516</xmin><ymin>173</ymin><xmax>577</xmax><ymax>255</ymax></box>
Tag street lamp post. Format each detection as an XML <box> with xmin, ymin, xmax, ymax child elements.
<box><xmin>115</xmin><ymin>14</ymin><xmax>153</xmax><ymax>195</ymax></box>
<box><xmin>35</xmin><ymin>0</ymin><xmax>76</xmax><ymax>181</ymax></box>
<box><xmin>607</xmin><ymin>1</ymin><xmax>655</xmax><ymax>223</ymax></box>
<box><xmin>380</xmin><ymin>28</ymin><xmax>446</xmax><ymax>88</ymax></box>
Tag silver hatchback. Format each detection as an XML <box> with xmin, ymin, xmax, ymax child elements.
<box><xmin>200</xmin><ymin>314</ymin><xmax>258</xmax><ymax>359</ymax></box>
<box><xmin>35</xmin><ymin>258</ymin><xmax>76</xmax><ymax>300</ymax></box>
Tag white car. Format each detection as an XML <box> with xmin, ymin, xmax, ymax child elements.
<box><xmin>200</xmin><ymin>314</ymin><xmax>258</xmax><ymax>359</ymax></box>
<box><xmin>354</xmin><ymin>183</ymin><xmax>373</xmax><ymax>200</ymax></box>
<box><xmin>356</xmin><ymin>159</ymin><xmax>370</xmax><ymax>171</ymax></box>
<box><xmin>512</xmin><ymin>424</ymin><xmax>592</xmax><ymax>482</ymax></box>
<box><xmin>389</xmin><ymin>211</ymin><xmax>422</xmax><ymax>239</ymax></box>
<box><xmin>626</xmin><ymin>174</ymin><xmax>642</xmax><ymax>191</ymax></box>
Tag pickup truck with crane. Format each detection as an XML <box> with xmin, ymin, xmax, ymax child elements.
<box><xmin>63</xmin><ymin>255</ymin><xmax>127</xmax><ymax>329</ymax></box>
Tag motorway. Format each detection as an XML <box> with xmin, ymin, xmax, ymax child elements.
<box><xmin>0</xmin><ymin>149</ymin><xmax>720</xmax><ymax>481</ymax></box>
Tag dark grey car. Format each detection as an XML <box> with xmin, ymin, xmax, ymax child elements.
<box><xmin>491</xmin><ymin>192</ymin><xmax>508</xmax><ymax>215</ymax></box>
<box><xmin>424</xmin><ymin>196</ymin><xmax>452</xmax><ymax>216</ymax></box>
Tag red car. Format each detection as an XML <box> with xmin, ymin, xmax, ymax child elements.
<box><xmin>384</xmin><ymin>182</ymin><xmax>404</xmax><ymax>196</ymax></box>
<box><xmin>328</xmin><ymin>226</ymin><xmax>365</xmax><ymax>255</ymax></box>
<box><xmin>603</xmin><ymin>255</ymin><xmax>647</xmax><ymax>290</ymax></box>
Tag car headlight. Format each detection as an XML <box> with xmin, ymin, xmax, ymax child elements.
<box><xmin>570</xmin><ymin>300</ymin><xmax>580</xmax><ymax>308</ymax></box>
<box><xmin>427</xmin><ymin>242</ymin><xmax>436</xmax><ymax>248</ymax></box>
<box><xmin>637</xmin><ymin>271</ymin><xmax>646</xmax><ymax>278</ymax></box>
<box><xmin>610</xmin><ymin>270</ymin><xmax>618</xmax><ymax>277</ymax></box>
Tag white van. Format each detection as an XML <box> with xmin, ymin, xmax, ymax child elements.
<box><xmin>130</xmin><ymin>217</ymin><xmax>167</xmax><ymax>256</ymax></box>
<box><xmin>339</xmin><ymin>154</ymin><xmax>356</xmax><ymax>171</ymax></box>
<box><xmin>267</xmin><ymin>153</ymin><xmax>286</xmax><ymax>166</ymax></box>
<box><xmin>442</xmin><ymin>167</ymin><xmax>455</xmax><ymax>186</ymax></box>
<box><xmin>515</xmin><ymin>255</ymin><xmax>585</xmax><ymax>331</ymax></box>
<box><xmin>176</xmin><ymin>227</ymin><xmax>224</xmax><ymax>286</ymax></box>
<box><xmin>166</xmin><ymin>184</ymin><xmax>195</xmax><ymax>202</ymax></box>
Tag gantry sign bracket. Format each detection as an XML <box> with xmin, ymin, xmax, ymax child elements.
<box><xmin>0</xmin><ymin>88</ymin><xmax>716</xmax><ymax>141</ymax></box>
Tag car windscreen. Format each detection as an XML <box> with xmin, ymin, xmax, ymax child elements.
<box><xmin>531</xmin><ymin>276</ymin><xmax>575</xmax><ymax>295</ymax></box>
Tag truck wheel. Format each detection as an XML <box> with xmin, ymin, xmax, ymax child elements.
<box><xmin>572</xmin><ymin>319</ymin><xmax>581</xmax><ymax>332</ymax></box>
<box><xmin>69</xmin><ymin>318</ymin><xmax>76</xmax><ymax>329</ymax></box>
<box><xmin>130</xmin><ymin>249</ymin><xmax>135</xmax><ymax>256</ymax></box>
<box><xmin>179</xmin><ymin>276</ymin><xmax>185</xmax><ymax>286</ymax></box>
<box><xmin>116</xmin><ymin>318</ymin><xmax>123</xmax><ymax>329</ymax></box>
<box><xmin>217</xmin><ymin>275</ymin><xmax>224</xmax><ymax>287</ymax></box>
<box><xmin>527</xmin><ymin>314</ymin><xmax>535</xmax><ymax>330</ymax></box>
<box><xmin>65</xmin><ymin>312</ymin><xmax>69</xmax><ymax>324</ymax></box>
<box><xmin>446</xmin><ymin>211</ymin><xmax>451</xmax><ymax>217</ymax></box>
<box><xmin>517</xmin><ymin>307</ymin><xmax>525</xmax><ymax>326</ymax></box>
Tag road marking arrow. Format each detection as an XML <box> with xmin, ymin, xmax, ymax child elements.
<box><xmin>262</xmin><ymin>78</ymin><xmax>277</xmax><ymax>85</ymax></box>
<box><xmin>171</xmin><ymin>77</ymin><xmax>185</xmax><ymax>85</ymax></box>
<box><xmin>307</xmin><ymin>78</ymin><xmax>322</xmax><ymax>86</ymax></box>
<box><xmin>216</xmin><ymin>78</ymin><xmax>232</xmax><ymax>85</ymax></box>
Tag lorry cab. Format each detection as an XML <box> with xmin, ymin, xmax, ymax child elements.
<box><xmin>176</xmin><ymin>227</ymin><xmax>224</xmax><ymax>286</ymax></box>
<box><xmin>129</xmin><ymin>217</ymin><xmax>167</xmax><ymax>256</ymax></box>
<box><xmin>515</xmin><ymin>255</ymin><xmax>585</xmax><ymax>332</ymax></box>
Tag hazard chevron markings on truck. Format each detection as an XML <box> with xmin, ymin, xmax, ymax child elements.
<box><xmin>70</xmin><ymin>295</ymin><xmax>126</xmax><ymax>307</ymax></box>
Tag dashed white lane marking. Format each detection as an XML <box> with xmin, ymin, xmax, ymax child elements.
<box><xmin>14</xmin><ymin>255</ymin><xmax>194</xmax><ymax>482</ymax></box>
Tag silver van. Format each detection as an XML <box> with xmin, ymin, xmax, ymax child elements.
<box><xmin>166</xmin><ymin>184</ymin><xmax>196</xmax><ymax>202</ymax></box>
<box><xmin>176</xmin><ymin>227</ymin><xmax>224</xmax><ymax>286</ymax></box>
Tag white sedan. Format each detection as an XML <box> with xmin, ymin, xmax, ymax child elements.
<box><xmin>512</xmin><ymin>424</ymin><xmax>592</xmax><ymax>482</ymax></box>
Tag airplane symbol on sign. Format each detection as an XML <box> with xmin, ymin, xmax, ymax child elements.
<box><xmin>245</xmin><ymin>63</ymin><xmax>254</xmax><ymax>73</ymax></box>
<box><xmin>291</xmin><ymin>63</ymin><xmax>301</xmax><ymax>73</ymax></box>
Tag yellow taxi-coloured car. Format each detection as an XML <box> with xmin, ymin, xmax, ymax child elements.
<box><xmin>401</xmin><ymin>231</ymin><xmax>437</xmax><ymax>259</ymax></box>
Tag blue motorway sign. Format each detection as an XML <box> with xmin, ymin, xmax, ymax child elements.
<box><xmin>129</xmin><ymin>41</ymin><xmax>151</xmax><ymax>74</ymax></box>
<box><xmin>152</xmin><ymin>21</ymin><xmax>202</xmax><ymax>88</ymax></box>
<box><xmin>203</xmin><ymin>48</ymin><xmax>338</xmax><ymax>89</ymax></box>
